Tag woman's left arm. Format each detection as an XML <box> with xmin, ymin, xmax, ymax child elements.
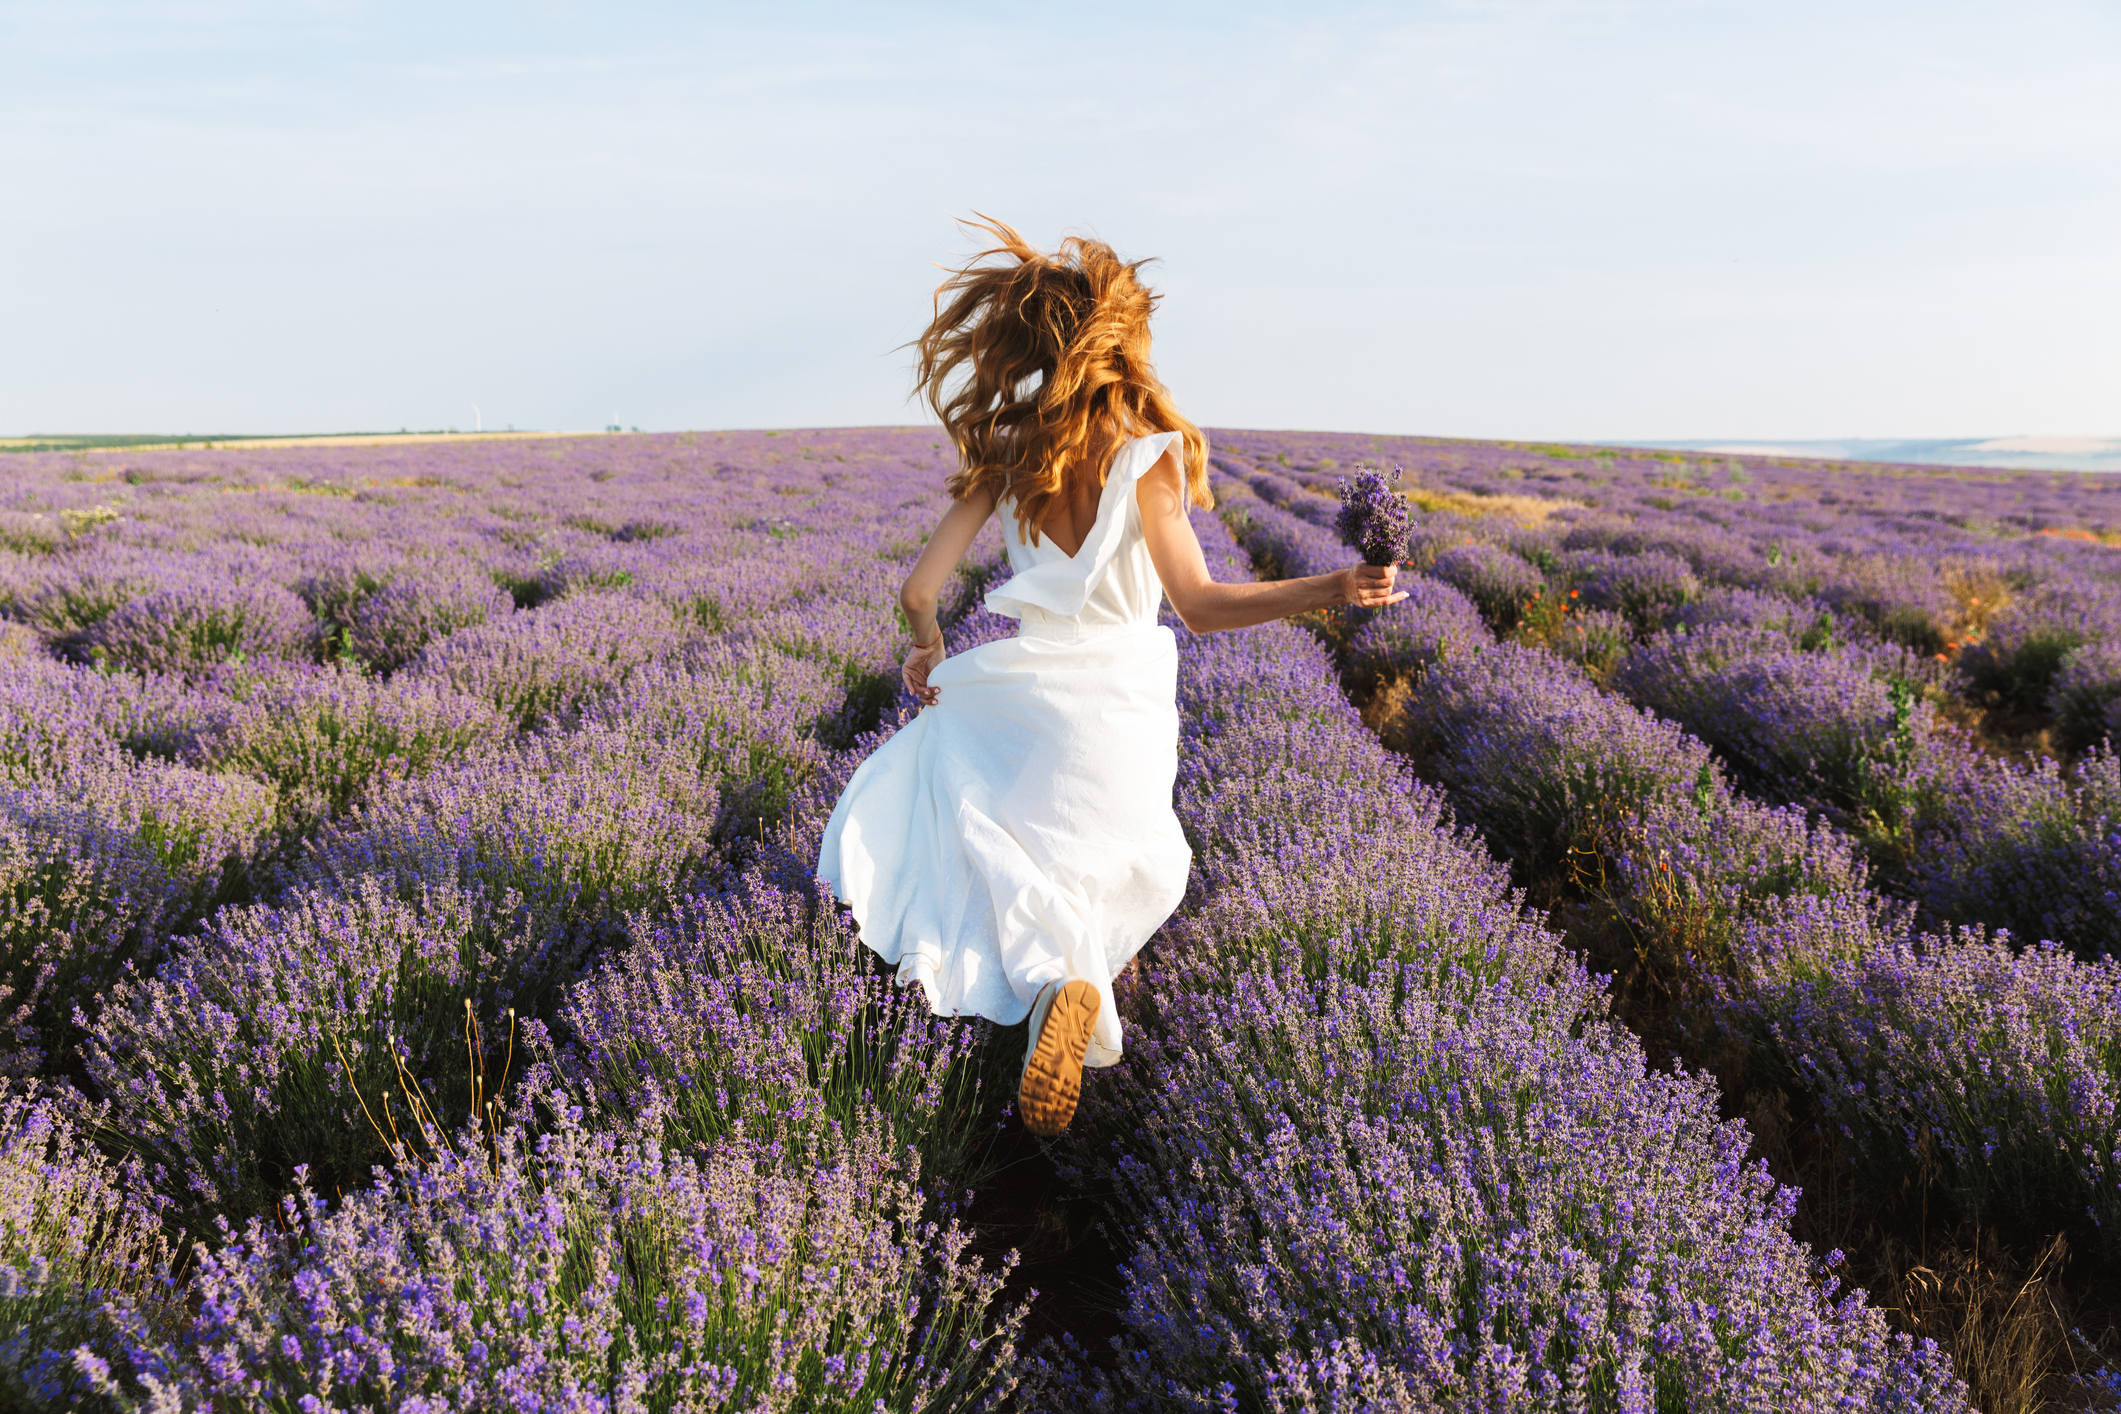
<box><xmin>1137</xmin><ymin>450</ymin><xmax>1402</xmax><ymax>633</ymax></box>
<box><xmin>898</xmin><ymin>485</ymin><xmax>998</xmax><ymax>705</ymax></box>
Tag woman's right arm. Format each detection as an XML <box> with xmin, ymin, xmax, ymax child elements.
<box><xmin>898</xmin><ymin>485</ymin><xmax>998</xmax><ymax>704</ymax></box>
<box><xmin>1136</xmin><ymin>449</ymin><xmax>1403</xmax><ymax>633</ymax></box>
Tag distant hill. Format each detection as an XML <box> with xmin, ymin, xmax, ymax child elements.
<box><xmin>1628</xmin><ymin>436</ymin><xmax>2121</xmax><ymax>474</ymax></box>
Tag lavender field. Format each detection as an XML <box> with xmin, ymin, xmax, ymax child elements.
<box><xmin>2</xmin><ymin>427</ymin><xmax>2118</xmax><ymax>1411</ymax></box>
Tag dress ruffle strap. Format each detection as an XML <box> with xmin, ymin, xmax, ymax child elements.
<box><xmin>983</xmin><ymin>432</ymin><xmax>1183</xmax><ymax>621</ymax></box>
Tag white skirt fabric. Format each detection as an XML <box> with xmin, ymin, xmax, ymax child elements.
<box><xmin>818</xmin><ymin>434</ymin><xmax>1195</xmax><ymax>1068</ymax></box>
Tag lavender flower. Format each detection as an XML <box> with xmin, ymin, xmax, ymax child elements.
<box><xmin>185</xmin><ymin>660</ymin><xmax>508</xmax><ymax>830</ymax></box>
<box><xmin>94</xmin><ymin>1084</ymin><xmax>1024</xmax><ymax>1412</ymax></box>
<box><xmin>1400</xmin><ymin>640</ymin><xmax>1723</xmax><ymax>869</ymax></box>
<box><xmin>565</xmin><ymin>876</ymin><xmax>999</xmax><ymax>1186</ymax></box>
<box><xmin>1335</xmin><ymin>466</ymin><xmax>1413</xmax><ymax>566</ymax></box>
<box><xmin>0</xmin><ymin>1088</ymin><xmax>173</xmax><ymax>1405</ymax></box>
<box><xmin>1339</xmin><ymin>576</ymin><xmax>1492</xmax><ymax>693</ymax></box>
<box><xmin>403</xmin><ymin>590</ymin><xmax>686</xmax><ymax>730</ymax></box>
<box><xmin>1428</xmin><ymin>542</ymin><xmax>1547</xmax><ymax>632</ymax></box>
<box><xmin>1725</xmin><ymin>893</ymin><xmax>2121</xmax><ymax>1248</ymax></box>
<box><xmin>79</xmin><ymin>577</ymin><xmax>319</xmax><ymax>678</ymax></box>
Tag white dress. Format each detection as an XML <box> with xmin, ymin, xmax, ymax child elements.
<box><xmin>818</xmin><ymin>432</ymin><xmax>1194</xmax><ymax>1068</ymax></box>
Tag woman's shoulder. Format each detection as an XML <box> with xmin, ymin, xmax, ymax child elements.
<box><xmin>1115</xmin><ymin>431</ymin><xmax>1184</xmax><ymax>480</ymax></box>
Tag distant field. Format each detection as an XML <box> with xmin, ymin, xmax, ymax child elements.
<box><xmin>1638</xmin><ymin>434</ymin><xmax>2121</xmax><ymax>474</ymax></box>
<box><xmin>0</xmin><ymin>434</ymin><xmax>253</xmax><ymax>453</ymax></box>
<box><xmin>0</xmin><ymin>430</ymin><xmax>603</xmax><ymax>454</ymax></box>
<box><xmin>17</xmin><ymin>429</ymin><xmax>2118</xmax><ymax>472</ymax></box>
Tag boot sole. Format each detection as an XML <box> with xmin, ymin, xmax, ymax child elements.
<box><xmin>1020</xmin><ymin>980</ymin><xmax>1099</xmax><ymax>1137</ymax></box>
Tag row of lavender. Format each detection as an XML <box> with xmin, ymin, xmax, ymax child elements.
<box><xmin>1022</xmin><ymin>511</ymin><xmax>1962</xmax><ymax>1409</ymax></box>
<box><xmin>1233</xmin><ymin>432</ymin><xmax>2121</xmax><ymax>872</ymax></box>
<box><xmin>1215</xmin><ymin>473</ymin><xmax>2121</xmax><ymax>1272</ymax></box>
<box><xmin>2</xmin><ymin>431</ymin><xmax>1033</xmax><ymax>1408</ymax></box>
<box><xmin>1216</xmin><ymin>427</ymin><xmax>2121</xmax><ymax>674</ymax></box>
<box><xmin>1230</xmin><ymin>445</ymin><xmax>2121</xmax><ymax>952</ymax></box>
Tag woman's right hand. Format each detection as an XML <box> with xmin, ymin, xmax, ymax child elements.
<box><xmin>903</xmin><ymin>634</ymin><xmax>947</xmax><ymax>707</ymax></box>
<box><xmin>1337</xmin><ymin>562</ymin><xmax>1407</xmax><ymax>608</ymax></box>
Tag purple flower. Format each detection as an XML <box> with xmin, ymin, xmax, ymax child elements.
<box><xmin>1428</xmin><ymin>543</ymin><xmax>1547</xmax><ymax>632</ymax></box>
<box><xmin>1335</xmin><ymin>467</ymin><xmax>1414</xmax><ymax>567</ymax></box>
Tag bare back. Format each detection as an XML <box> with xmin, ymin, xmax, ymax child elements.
<box><xmin>1036</xmin><ymin>429</ymin><xmax>1129</xmax><ymax>557</ymax></box>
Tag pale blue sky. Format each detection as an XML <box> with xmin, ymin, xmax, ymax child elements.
<box><xmin>4</xmin><ymin>1</ymin><xmax>2117</xmax><ymax>440</ymax></box>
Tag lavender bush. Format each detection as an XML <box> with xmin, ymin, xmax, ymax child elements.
<box><xmin>404</xmin><ymin>589</ymin><xmax>687</xmax><ymax>730</ymax></box>
<box><xmin>1670</xmin><ymin>585</ymin><xmax>1838</xmax><ymax>645</ymax></box>
<box><xmin>297</xmin><ymin>724</ymin><xmax>721</xmax><ymax>956</ymax></box>
<box><xmin>1572</xmin><ymin>547</ymin><xmax>1702</xmax><ymax>631</ymax></box>
<box><xmin>1399</xmin><ymin>640</ymin><xmax>1723</xmax><ymax>870</ymax></box>
<box><xmin>1599</xmin><ymin>788</ymin><xmax>1877</xmax><ymax>1001</ymax></box>
<box><xmin>1958</xmin><ymin>581</ymin><xmax>2121</xmax><ymax>712</ymax></box>
<box><xmin>0</xmin><ymin>783</ymin><xmax>177</xmax><ymax>1073</ymax></box>
<box><xmin>1614</xmin><ymin>628</ymin><xmax>1938</xmax><ymax>833</ymax></box>
<box><xmin>1428</xmin><ymin>541</ymin><xmax>1546</xmax><ymax>632</ymax></box>
<box><xmin>1239</xmin><ymin>464</ymin><xmax>1340</xmax><ymax>529</ymax></box>
<box><xmin>581</xmin><ymin>644</ymin><xmax>842</xmax><ymax>852</ymax></box>
<box><xmin>2049</xmin><ymin>637</ymin><xmax>2121</xmax><ymax>752</ymax></box>
<box><xmin>1219</xmin><ymin>495</ymin><xmax>1349</xmax><ymax>584</ymax></box>
<box><xmin>1051</xmin><ymin>514</ymin><xmax>1963</xmax><ymax>1410</ymax></box>
<box><xmin>0</xmin><ymin>753</ymin><xmax>277</xmax><ymax>1067</ymax></box>
<box><xmin>566</xmin><ymin>877</ymin><xmax>1000</xmax><ymax>1187</ymax></box>
<box><xmin>1338</xmin><ymin>577</ymin><xmax>1491</xmax><ymax>694</ymax></box>
<box><xmin>16</xmin><ymin>423</ymin><xmax>2121</xmax><ymax>1402</ymax></box>
<box><xmin>1074</xmin><ymin>959</ymin><xmax>1964</xmax><ymax>1411</ymax></box>
<box><xmin>1724</xmin><ymin>893</ymin><xmax>2121</xmax><ymax>1247</ymax></box>
<box><xmin>1811</xmin><ymin>553</ymin><xmax>1956</xmax><ymax>656</ymax></box>
<box><xmin>1901</xmin><ymin>746</ymin><xmax>2121</xmax><ymax>955</ymax></box>
<box><xmin>80</xmin><ymin>875</ymin><xmax>557</xmax><ymax>1227</ymax></box>
<box><xmin>187</xmin><ymin>661</ymin><xmax>509</xmax><ymax>830</ymax></box>
<box><xmin>1544</xmin><ymin>602</ymin><xmax>1633</xmax><ymax>676</ymax></box>
<box><xmin>0</xmin><ymin>659</ymin><xmax>220</xmax><ymax>780</ymax></box>
<box><xmin>79</xmin><ymin>577</ymin><xmax>318</xmax><ymax>678</ymax></box>
<box><xmin>93</xmin><ymin>1090</ymin><xmax>1024</xmax><ymax>1413</ymax></box>
<box><xmin>0</xmin><ymin>1089</ymin><xmax>172</xmax><ymax>1407</ymax></box>
<box><xmin>343</xmin><ymin>563</ymin><xmax>517</xmax><ymax>673</ymax></box>
<box><xmin>1155</xmin><ymin>606</ymin><xmax>1566</xmax><ymax>999</ymax></box>
<box><xmin>1401</xmin><ymin>512</ymin><xmax>1479</xmax><ymax>572</ymax></box>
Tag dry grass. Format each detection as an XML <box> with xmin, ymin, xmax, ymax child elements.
<box><xmin>1943</xmin><ymin>562</ymin><xmax>2017</xmax><ymax>645</ymax></box>
<box><xmin>1723</xmin><ymin>1083</ymin><xmax>2115</xmax><ymax>1414</ymax></box>
<box><xmin>1887</xmin><ymin>1230</ymin><xmax>2074</xmax><ymax>1414</ymax></box>
<box><xmin>1246</xmin><ymin>469</ymin><xmax>1579</xmax><ymax>528</ymax></box>
<box><xmin>0</xmin><ymin>622</ymin><xmax>39</xmax><ymax>664</ymax></box>
<box><xmin>81</xmin><ymin>430</ymin><xmax>606</xmax><ymax>454</ymax></box>
<box><xmin>1403</xmin><ymin>484</ymin><xmax>1583</xmax><ymax>525</ymax></box>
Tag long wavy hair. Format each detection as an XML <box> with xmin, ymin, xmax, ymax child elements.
<box><xmin>914</xmin><ymin>217</ymin><xmax>1211</xmax><ymax>544</ymax></box>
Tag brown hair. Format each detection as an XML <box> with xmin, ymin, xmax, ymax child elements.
<box><xmin>914</xmin><ymin>216</ymin><xmax>1211</xmax><ymax>544</ymax></box>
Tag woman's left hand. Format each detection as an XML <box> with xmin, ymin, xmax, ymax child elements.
<box><xmin>1337</xmin><ymin>562</ymin><xmax>1407</xmax><ymax>608</ymax></box>
<box><xmin>904</xmin><ymin>635</ymin><xmax>947</xmax><ymax>707</ymax></box>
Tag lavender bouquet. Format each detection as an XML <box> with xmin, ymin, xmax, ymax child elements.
<box><xmin>1335</xmin><ymin>466</ymin><xmax>1413</xmax><ymax>567</ymax></box>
